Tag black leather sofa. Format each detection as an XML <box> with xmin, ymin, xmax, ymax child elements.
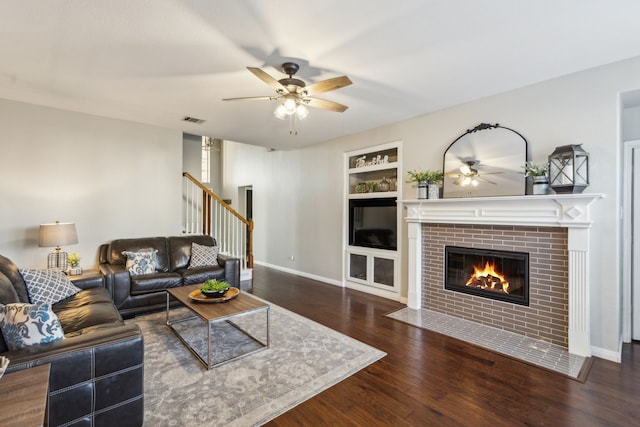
<box><xmin>99</xmin><ymin>235</ymin><xmax>240</xmax><ymax>317</ymax></box>
<box><xmin>0</xmin><ymin>255</ymin><xmax>143</xmax><ymax>427</ymax></box>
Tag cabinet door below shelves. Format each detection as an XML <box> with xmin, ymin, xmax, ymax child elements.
<box><xmin>373</xmin><ymin>257</ymin><xmax>394</xmax><ymax>287</ymax></box>
<box><xmin>349</xmin><ymin>253</ymin><xmax>368</xmax><ymax>281</ymax></box>
<box><xmin>347</xmin><ymin>250</ymin><xmax>397</xmax><ymax>291</ymax></box>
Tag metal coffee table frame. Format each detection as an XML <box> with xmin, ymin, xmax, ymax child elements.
<box><xmin>166</xmin><ymin>286</ymin><xmax>270</xmax><ymax>369</ymax></box>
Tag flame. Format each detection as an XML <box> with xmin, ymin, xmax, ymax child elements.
<box><xmin>465</xmin><ymin>261</ymin><xmax>510</xmax><ymax>294</ymax></box>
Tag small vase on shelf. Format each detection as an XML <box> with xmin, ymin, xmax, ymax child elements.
<box><xmin>532</xmin><ymin>176</ymin><xmax>550</xmax><ymax>195</ymax></box>
<box><xmin>417</xmin><ymin>182</ymin><xmax>427</xmax><ymax>199</ymax></box>
<box><xmin>428</xmin><ymin>183</ymin><xmax>440</xmax><ymax>199</ymax></box>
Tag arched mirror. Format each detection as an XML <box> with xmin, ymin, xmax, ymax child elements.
<box><xmin>443</xmin><ymin>123</ymin><xmax>529</xmax><ymax>198</ymax></box>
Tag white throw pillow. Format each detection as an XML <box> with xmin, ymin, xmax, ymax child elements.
<box><xmin>122</xmin><ymin>250</ymin><xmax>157</xmax><ymax>275</ymax></box>
<box><xmin>19</xmin><ymin>269</ymin><xmax>81</xmax><ymax>305</ymax></box>
<box><xmin>188</xmin><ymin>242</ymin><xmax>219</xmax><ymax>268</ymax></box>
<box><xmin>0</xmin><ymin>303</ymin><xmax>65</xmax><ymax>350</ymax></box>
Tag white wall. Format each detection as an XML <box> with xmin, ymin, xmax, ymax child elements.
<box><xmin>0</xmin><ymin>98</ymin><xmax>183</xmax><ymax>268</ymax></box>
<box><xmin>623</xmin><ymin>105</ymin><xmax>640</xmax><ymax>140</ymax></box>
<box><xmin>222</xmin><ymin>55</ymin><xmax>640</xmax><ymax>358</ymax></box>
<box><xmin>221</xmin><ymin>141</ymin><xmax>350</xmax><ymax>283</ymax></box>
<box><xmin>182</xmin><ymin>133</ymin><xmax>202</xmax><ymax>180</ymax></box>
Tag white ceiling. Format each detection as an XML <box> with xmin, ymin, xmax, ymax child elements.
<box><xmin>2</xmin><ymin>1</ymin><xmax>640</xmax><ymax>150</ymax></box>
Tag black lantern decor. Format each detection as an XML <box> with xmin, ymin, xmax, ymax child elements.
<box><xmin>548</xmin><ymin>144</ymin><xmax>589</xmax><ymax>194</ymax></box>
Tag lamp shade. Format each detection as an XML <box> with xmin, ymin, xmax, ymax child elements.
<box><xmin>39</xmin><ymin>222</ymin><xmax>78</xmax><ymax>248</ymax></box>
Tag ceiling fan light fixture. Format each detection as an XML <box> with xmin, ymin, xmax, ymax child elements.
<box><xmin>274</xmin><ymin>104</ymin><xmax>287</xmax><ymax>120</ymax></box>
<box><xmin>296</xmin><ymin>104</ymin><xmax>309</xmax><ymax>120</ymax></box>
<box><xmin>461</xmin><ymin>177</ymin><xmax>472</xmax><ymax>186</ymax></box>
<box><xmin>283</xmin><ymin>97</ymin><xmax>297</xmax><ymax>113</ymax></box>
<box><xmin>471</xmin><ymin>179</ymin><xmax>479</xmax><ymax>187</ymax></box>
<box><xmin>460</xmin><ymin>163</ymin><xmax>472</xmax><ymax>175</ymax></box>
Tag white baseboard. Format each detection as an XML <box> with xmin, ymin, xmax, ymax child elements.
<box><xmin>254</xmin><ymin>261</ymin><xmax>343</xmax><ymax>287</ymax></box>
<box><xmin>591</xmin><ymin>343</ymin><xmax>622</xmax><ymax>363</ymax></box>
<box><xmin>240</xmin><ymin>268</ymin><xmax>253</xmax><ymax>281</ymax></box>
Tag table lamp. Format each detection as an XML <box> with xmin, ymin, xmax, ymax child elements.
<box><xmin>39</xmin><ymin>221</ymin><xmax>78</xmax><ymax>270</ymax></box>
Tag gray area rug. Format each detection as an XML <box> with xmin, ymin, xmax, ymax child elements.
<box><xmin>129</xmin><ymin>300</ymin><xmax>385</xmax><ymax>426</ymax></box>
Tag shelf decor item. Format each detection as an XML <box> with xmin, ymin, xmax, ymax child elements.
<box><xmin>406</xmin><ymin>169</ymin><xmax>443</xmax><ymax>199</ymax></box>
<box><xmin>67</xmin><ymin>252</ymin><xmax>82</xmax><ymax>275</ymax></box>
<box><xmin>523</xmin><ymin>161</ymin><xmax>550</xmax><ymax>195</ymax></box>
<box><xmin>548</xmin><ymin>144</ymin><xmax>590</xmax><ymax>194</ymax></box>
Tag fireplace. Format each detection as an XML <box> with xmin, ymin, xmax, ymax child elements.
<box><xmin>403</xmin><ymin>194</ymin><xmax>603</xmax><ymax>357</ymax></box>
<box><xmin>444</xmin><ymin>246</ymin><xmax>529</xmax><ymax>306</ymax></box>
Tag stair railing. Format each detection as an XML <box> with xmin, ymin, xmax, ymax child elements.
<box><xmin>182</xmin><ymin>172</ymin><xmax>253</xmax><ymax>269</ymax></box>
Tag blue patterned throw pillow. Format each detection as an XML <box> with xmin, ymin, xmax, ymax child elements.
<box><xmin>19</xmin><ymin>269</ymin><xmax>81</xmax><ymax>305</ymax></box>
<box><xmin>0</xmin><ymin>303</ymin><xmax>65</xmax><ymax>350</ymax></box>
<box><xmin>122</xmin><ymin>250</ymin><xmax>157</xmax><ymax>275</ymax></box>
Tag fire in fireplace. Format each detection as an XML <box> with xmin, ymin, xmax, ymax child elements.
<box><xmin>444</xmin><ymin>246</ymin><xmax>529</xmax><ymax>305</ymax></box>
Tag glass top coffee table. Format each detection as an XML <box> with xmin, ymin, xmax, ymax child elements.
<box><xmin>166</xmin><ymin>284</ymin><xmax>270</xmax><ymax>369</ymax></box>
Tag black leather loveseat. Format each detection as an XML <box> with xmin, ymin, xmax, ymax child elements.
<box><xmin>0</xmin><ymin>255</ymin><xmax>143</xmax><ymax>427</ymax></box>
<box><xmin>99</xmin><ymin>235</ymin><xmax>240</xmax><ymax>317</ymax></box>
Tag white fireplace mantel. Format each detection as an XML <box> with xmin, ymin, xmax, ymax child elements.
<box><xmin>402</xmin><ymin>193</ymin><xmax>603</xmax><ymax>357</ymax></box>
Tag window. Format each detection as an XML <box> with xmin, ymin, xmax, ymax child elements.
<box><xmin>201</xmin><ymin>136</ymin><xmax>211</xmax><ymax>183</ymax></box>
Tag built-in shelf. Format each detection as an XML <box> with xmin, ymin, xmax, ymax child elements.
<box><xmin>344</xmin><ymin>141</ymin><xmax>402</xmax><ymax>300</ymax></box>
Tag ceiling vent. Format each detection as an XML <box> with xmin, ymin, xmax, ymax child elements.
<box><xmin>182</xmin><ymin>116</ymin><xmax>205</xmax><ymax>124</ymax></box>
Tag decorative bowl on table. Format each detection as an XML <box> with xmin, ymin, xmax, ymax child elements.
<box><xmin>200</xmin><ymin>279</ymin><xmax>230</xmax><ymax>298</ymax></box>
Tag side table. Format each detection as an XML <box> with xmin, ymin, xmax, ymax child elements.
<box><xmin>0</xmin><ymin>363</ymin><xmax>50</xmax><ymax>427</ymax></box>
<box><xmin>67</xmin><ymin>268</ymin><xmax>104</xmax><ymax>288</ymax></box>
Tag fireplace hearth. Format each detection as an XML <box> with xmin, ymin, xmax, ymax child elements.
<box><xmin>445</xmin><ymin>246</ymin><xmax>529</xmax><ymax>305</ymax></box>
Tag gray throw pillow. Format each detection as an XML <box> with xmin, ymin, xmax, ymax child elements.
<box><xmin>188</xmin><ymin>242</ymin><xmax>219</xmax><ymax>268</ymax></box>
<box><xmin>19</xmin><ymin>269</ymin><xmax>81</xmax><ymax>305</ymax></box>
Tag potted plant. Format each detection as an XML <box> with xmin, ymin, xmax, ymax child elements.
<box><xmin>523</xmin><ymin>161</ymin><xmax>550</xmax><ymax>195</ymax></box>
<box><xmin>406</xmin><ymin>169</ymin><xmax>444</xmax><ymax>199</ymax></box>
<box><xmin>67</xmin><ymin>252</ymin><xmax>82</xmax><ymax>275</ymax></box>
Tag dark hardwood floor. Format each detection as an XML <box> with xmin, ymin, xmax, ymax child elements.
<box><xmin>247</xmin><ymin>265</ymin><xmax>640</xmax><ymax>426</ymax></box>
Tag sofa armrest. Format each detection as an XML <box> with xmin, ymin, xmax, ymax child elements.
<box><xmin>5</xmin><ymin>324</ymin><xmax>143</xmax><ymax>427</ymax></box>
<box><xmin>99</xmin><ymin>263</ymin><xmax>132</xmax><ymax>309</ymax></box>
<box><xmin>69</xmin><ymin>270</ymin><xmax>104</xmax><ymax>290</ymax></box>
<box><xmin>218</xmin><ymin>254</ymin><xmax>240</xmax><ymax>288</ymax></box>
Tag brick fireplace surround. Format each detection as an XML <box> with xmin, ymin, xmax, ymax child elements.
<box><xmin>423</xmin><ymin>224</ymin><xmax>568</xmax><ymax>347</ymax></box>
<box><xmin>403</xmin><ymin>194</ymin><xmax>602</xmax><ymax>357</ymax></box>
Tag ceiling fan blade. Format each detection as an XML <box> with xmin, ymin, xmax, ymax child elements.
<box><xmin>453</xmin><ymin>177</ymin><xmax>465</xmax><ymax>185</ymax></box>
<box><xmin>304</xmin><ymin>97</ymin><xmax>349</xmax><ymax>112</ymax></box>
<box><xmin>445</xmin><ymin>172</ymin><xmax>461</xmax><ymax>178</ymax></box>
<box><xmin>476</xmin><ymin>176</ymin><xmax>497</xmax><ymax>185</ymax></box>
<box><xmin>222</xmin><ymin>95</ymin><xmax>278</xmax><ymax>101</ymax></box>
<box><xmin>247</xmin><ymin>67</ymin><xmax>289</xmax><ymax>94</ymax></box>
<box><xmin>304</xmin><ymin>76</ymin><xmax>352</xmax><ymax>95</ymax></box>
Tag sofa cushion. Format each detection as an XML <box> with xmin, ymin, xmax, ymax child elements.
<box><xmin>0</xmin><ymin>302</ymin><xmax>65</xmax><ymax>350</ymax></box>
<box><xmin>107</xmin><ymin>237</ymin><xmax>169</xmax><ymax>272</ymax></box>
<box><xmin>188</xmin><ymin>242</ymin><xmax>219</xmax><ymax>268</ymax></box>
<box><xmin>0</xmin><ymin>254</ymin><xmax>30</xmax><ymax>303</ymax></box>
<box><xmin>0</xmin><ymin>272</ymin><xmax>17</xmax><ymax>352</ymax></box>
<box><xmin>181</xmin><ymin>265</ymin><xmax>225</xmax><ymax>286</ymax></box>
<box><xmin>168</xmin><ymin>235</ymin><xmax>217</xmax><ymax>271</ymax></box>
<box><xmin>19</xmin><ymin>269</ymin><xmax>81</xmax><ymax>304</ymax></box>
<box><xmin>130</xmin><ymin>272</ymin><xmax>182</xmax><ymax>296</ymax></box>
<box><xmin>53</xmin><ymin>288</ymin><xmax>124</xmax><ymax>333</ymax></box>
<box><xmin>0</xmin><ymin>271</ymin><xmax>19</xmax><ymax>305</ymax></box>
<box><xmin>122</xmin><ymin>250</ymin><xmax>157</xmax><ymax>275</ymax></box>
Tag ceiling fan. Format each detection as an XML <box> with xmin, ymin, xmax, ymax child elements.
<box><xmin>445</xmin><ymin>160</ymin><xmax>502</xmax><ymax>186</ymax></box>
<box><xmin>223</xmin><ymin>62</ymin><xmax>352</xmax><ymax>121</ymax></box>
